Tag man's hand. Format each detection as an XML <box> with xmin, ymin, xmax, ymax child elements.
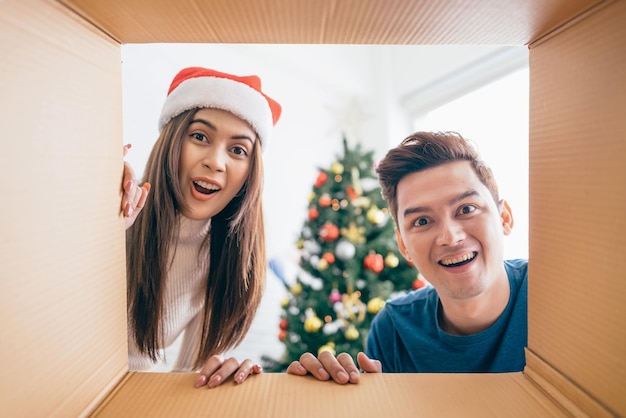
<box><xmin>286</xmin><ymin>351</ymin><xmax>381</xmax><ymax>384</ymax></box>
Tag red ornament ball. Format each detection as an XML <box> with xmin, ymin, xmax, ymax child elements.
<box><xmin>314</xmin><ymin>171</ymin><xmax>328</xmax><ymax>188</ymax></box>
<box><xmin>318</xmin><ymin>194</ymin><xmax>332</xmax><ymax>207</ymax></box>
<box><xmin>279</xmin><ymin>318</ymin><xmax>288</xmax><ymax>330</ymax></box>
<box><xmin>318</xmin><ymin>223</ymin><xmax>340</xmax><ymax>242</ymax></box>
<box><xmin>363</xmin><ymin>252</ymin><xmax>384</xmax><ymax>273</ymax></box>
<box><xmin>412</xmin><ymin>278</ymin><xmax>427</xmax><ymax>290</ymax></box>
<box><xmin>308</xmin><ymin>207</ymin><xmax>319</xmax><ymax>221</ymax></box>
<box><xmin>322</xmin><ymin>252</ymin><xmax>336</xmax><ymax>264</ymax></box>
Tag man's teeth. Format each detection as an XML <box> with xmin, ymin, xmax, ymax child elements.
<box><xmin>194</xmin><ymin>180</ymin><xmax>219</xmax><ymax>191</ymax></box>
<box><xmin>441</xmin><ymin>253</ymin><xmax>475</xmax><ymax>266</ymax></box>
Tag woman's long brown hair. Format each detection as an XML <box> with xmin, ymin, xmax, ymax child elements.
<box><xmin>126</xmin><ymin>109</ymin><xmax>266</xmax><ymax>369</ymax></box>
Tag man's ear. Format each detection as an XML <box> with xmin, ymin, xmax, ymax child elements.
<box><xmin>499</xmin><ymin>199</ymin><xmax>514</xmax><ymax>236</ymax></box>
<box><xmin>395</xmin><ymin>228</ymin><xmax>411</xmax><ymax>261</ymax></box>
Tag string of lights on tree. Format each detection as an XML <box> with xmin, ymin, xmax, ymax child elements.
<box><xmin>262</xmin><ymin>137</ymin><xmax>427</xmax><ymax>371</ymax></box>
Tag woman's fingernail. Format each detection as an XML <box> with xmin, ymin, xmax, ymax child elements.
<box><xmin>208</xmin><ymin>375</ymin><xmax>221</xmax><ymax>388</ymax></box>
<box><xmin>124</xmin><ymin>180</ymin><xmax>133</xmax><ymax>193</ymax></box>
<box><xmin>336</xmin><ymin>371</ymin><xmax>348</xmax><ymax>383</ymax></box>
<box><xmin>235</xmin><ymin>372</ymin><xmax>245</xmax><ymax>383</ymax></box>
<box><xmin>194</xmin><ymin>374</ymin><xmax>207</xmax><ymax>388</ymax></box>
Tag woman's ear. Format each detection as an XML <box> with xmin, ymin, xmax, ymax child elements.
<box><xmin>499</xmin><ymin>199</ymin><xmax>514</xmax><ymax>236</ymax></box>
<box><xmin>395</xmin><ymin>228</ymin><xmax>411</xmax><ymax>261</ymax></box>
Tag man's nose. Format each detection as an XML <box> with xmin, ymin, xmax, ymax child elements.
<box><xmin>436</xmin><ymin>218</ymin><xmax>466</xmax><ymax>246</ymax></box>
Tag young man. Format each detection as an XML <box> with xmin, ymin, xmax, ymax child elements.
<box><xmin>287</xmin><ymin>131</ymin><xmax>527</xmax><ymax>384</ymax></box>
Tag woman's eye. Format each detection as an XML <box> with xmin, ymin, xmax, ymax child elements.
<box><xmin>232</xmin><ymin>145</ymin><xmax>248</xmax><ymax>156</ymax></box>
<box><xmin>191</xmin><ymin>132</ymin><xmax>207</xmax><ymax>142</ymax></box>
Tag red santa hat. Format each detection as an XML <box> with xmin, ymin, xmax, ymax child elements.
<box><xmin>158</xmin><ymin>67</ymin><xmax>282</xmax><ymax>148</ymax></box>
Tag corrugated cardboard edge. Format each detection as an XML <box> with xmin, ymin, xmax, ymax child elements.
<box><xmin>524</xmin><ymin>350</ymin><xmax>615</xmax><ymax>418</ymax></box>
<box><xmin>528</xmin><ymin>0</ymin><xmax>612</xmax><ymax>48</ymax></box>
<box><xmin>83</xmin><ymin>369</ymin><xmax>133</xmax><ymax>418</ymax></box>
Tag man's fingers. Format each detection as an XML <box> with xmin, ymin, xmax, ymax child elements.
<box><xmin>337</xmin><ymin>352</ymin><xmax>361</xmax><ymax>383</ymax></box>
<box><xmin>286</xmin><ymin>361</ymin><xmax>308</xmax><ymax>376</ymax></box>
<box><xmin>357</xmin><ymin>352</ymin><xmax>382</xmax><ymax>373</ymax></box>
<box><xmin>297</xmin><ymin>352</ymin><xmax>330</xmax><ymax>381</ymax></box>
<box><xmin>317</xmin><ymin>350</ymin><xmax>350</xmax><ymax>384</ymax></box>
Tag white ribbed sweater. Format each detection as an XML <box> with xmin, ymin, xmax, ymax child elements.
<box><xmin>128</xmin><ymin>216</ymin><xmax>212</xmax><ymax>372</ymax></box>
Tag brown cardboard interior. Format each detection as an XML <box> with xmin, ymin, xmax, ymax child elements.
<box><xmin>1</xmin><ymin>0</ymin><xmax>624</xmax><ymax>417</ymax></box>
<box><xmin>91</xmin><ymin>372</ymin><xmax>568</xmax><ymax>417</ymax></box>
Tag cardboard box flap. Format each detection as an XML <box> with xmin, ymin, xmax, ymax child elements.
<box><xmin>60</xmin><ymin>0</ymin><xmax>602</xmax><ymax>45</ymax></box>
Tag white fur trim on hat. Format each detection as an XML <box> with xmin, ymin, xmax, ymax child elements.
<box><xmin>158</xmin><ymin>76</ymin><xmax>274</xmax><ymax>146</ymax></box>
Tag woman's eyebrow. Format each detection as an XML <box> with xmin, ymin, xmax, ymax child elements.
<box><xmin>190</xmin><ymin>118</ymin><xmax>216</xmax><ymax>130</ymax></box>
<box><xmin>190</xmin><ymin>118</ymin><xmax>254</xmax><ymax>143</ymax></box>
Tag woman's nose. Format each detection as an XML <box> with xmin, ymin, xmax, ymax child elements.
<box><xmin>202</xmin><ymin>147</ymin><xmax>226</xmax><ymax>172</ymax></box>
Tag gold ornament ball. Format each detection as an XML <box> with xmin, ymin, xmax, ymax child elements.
<box><xmin>385</xmin><ymin>252</ymin><xmax>400</xmax><ymax>268</ymax></box>
<box><xmin>280</xmin><ymin>297</ymin><xmax>290</xmax><ymax>308</ymax></box>
<box><xmin>330</xmin><ymin>162</ymin><xmax>344</xmax><ymax>175</ymax></box>
<box><xmin>304</xmin><ymin>315</ymin><xmax>323</xmax><ymax>333</ymax></box>
<box><xmin>344</xmin><ymin>325</ymin><xmax>360</xmax><ymax>341</ymax></box>
<box><xmin>367</xmin><ymin>206</ymin><xmax>386</xmax><ymax>224</ymax></box>
<box><xmin>290</xmin><ymin>283</ymin><xmax>303</xmax><ymax>296</ymax></box>
<box><xmin>317</xmin><ymin>258</ymin><xmax>329</xmax><ymax>271</ymax></box>
<box><xmin>318</xmin><ymin>342</ymin><xmax>336</xmax><ymax>356</ymax></box>
<box><xmin>367</xmin><ymin>297</ymin><xmax>386</xmax><ymax>314</ymax></box>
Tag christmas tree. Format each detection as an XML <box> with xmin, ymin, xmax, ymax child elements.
<box><xmin>262</xmin><ymin>137</ymin><xmax>426</xmax><ymax>372</ymax></box>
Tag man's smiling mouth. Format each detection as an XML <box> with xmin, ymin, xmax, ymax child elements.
<box><xmin>439</xmin><ymin>252</ymin><xmax>477</xmax><ymax>267</ymax></box>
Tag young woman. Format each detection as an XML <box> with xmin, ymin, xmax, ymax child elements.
<box><xmin>120</xmin><ymin>67</ymin><xmax>281</xmax><ymax>388</ymax></box>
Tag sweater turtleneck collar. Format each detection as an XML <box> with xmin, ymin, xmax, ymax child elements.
<box><xmin>178</xmin><ymin>215</ymin><xmax>211</xmax><ymax>244</ymax></box>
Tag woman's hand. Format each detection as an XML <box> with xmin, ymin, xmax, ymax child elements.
<box><xmin>286</xmin><ymin>351</ymin><xmax>381</xmax><ymax>384</ymax></box>
<box><xmin>194</xmin><ymin>355</ymin><xmax>263</xmax><ymax>389</ymax></box>
<box><xmin>121</xmin><ymin>144</ymin><xmax>150</xmax><ymax>230</ymax></box>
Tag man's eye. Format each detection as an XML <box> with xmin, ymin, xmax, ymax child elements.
<box><xmin>414</xmin><ymin>217</ymin><xmax>429</xmax><ymax>227</ymax></box>
<box><xmin>460</xmin><ymin>205</ymin><xmax>476</xmax><ymax>215</ymax></box>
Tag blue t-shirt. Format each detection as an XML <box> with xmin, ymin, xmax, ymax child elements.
<box><xmin>365</xmin><ymin>259</ymin><xmax>528</xmax><ymax>373</ymax></box>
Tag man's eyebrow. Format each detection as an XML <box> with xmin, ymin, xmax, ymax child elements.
<box><xmin>189</xmin><ymin>118</ymin><xmax>254</xmax><ymax>143</ymax></box>
<box><xmin>401</xmin><ymin>190</ymin><xmax>480</xmax><ymax>219</ymax></box>
<box><xmin>450</xmin><ymin>189</ymin><xmax>479</xmax><ymax>206</ymax></box>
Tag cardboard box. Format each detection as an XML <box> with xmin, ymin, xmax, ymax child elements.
<box><xmin>1</xmin><ymin>0</ymin><xmax>623</xmax><ymax>416</ymax></box>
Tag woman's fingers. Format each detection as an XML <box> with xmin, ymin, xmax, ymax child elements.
<box><xmin>194</xmin><ymin>356</ymin><xmax>262</xmax><ymax>389</ymax></box>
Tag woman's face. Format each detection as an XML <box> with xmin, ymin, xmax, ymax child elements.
<box><xmin>178</xmin><ymin>108</ymin><xmax>257</xmax><ymax>220</ymax></box>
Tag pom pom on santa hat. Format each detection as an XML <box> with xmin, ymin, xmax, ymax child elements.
<box><xmin>158</xmin><ymin>67</ymin><xmax>282</xmax><ymax>148</ymax></box>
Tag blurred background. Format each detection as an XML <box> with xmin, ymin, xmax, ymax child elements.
<box><xmin>121</xmin><ymin>43</ymin><xmax>529</xmax><ymax>369</ymax></box>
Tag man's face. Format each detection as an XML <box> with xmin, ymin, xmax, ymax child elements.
<box><xmin>394</xmin><ymin>160</ymin><xmax>513</xmax><ymax>302</ymax></box>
